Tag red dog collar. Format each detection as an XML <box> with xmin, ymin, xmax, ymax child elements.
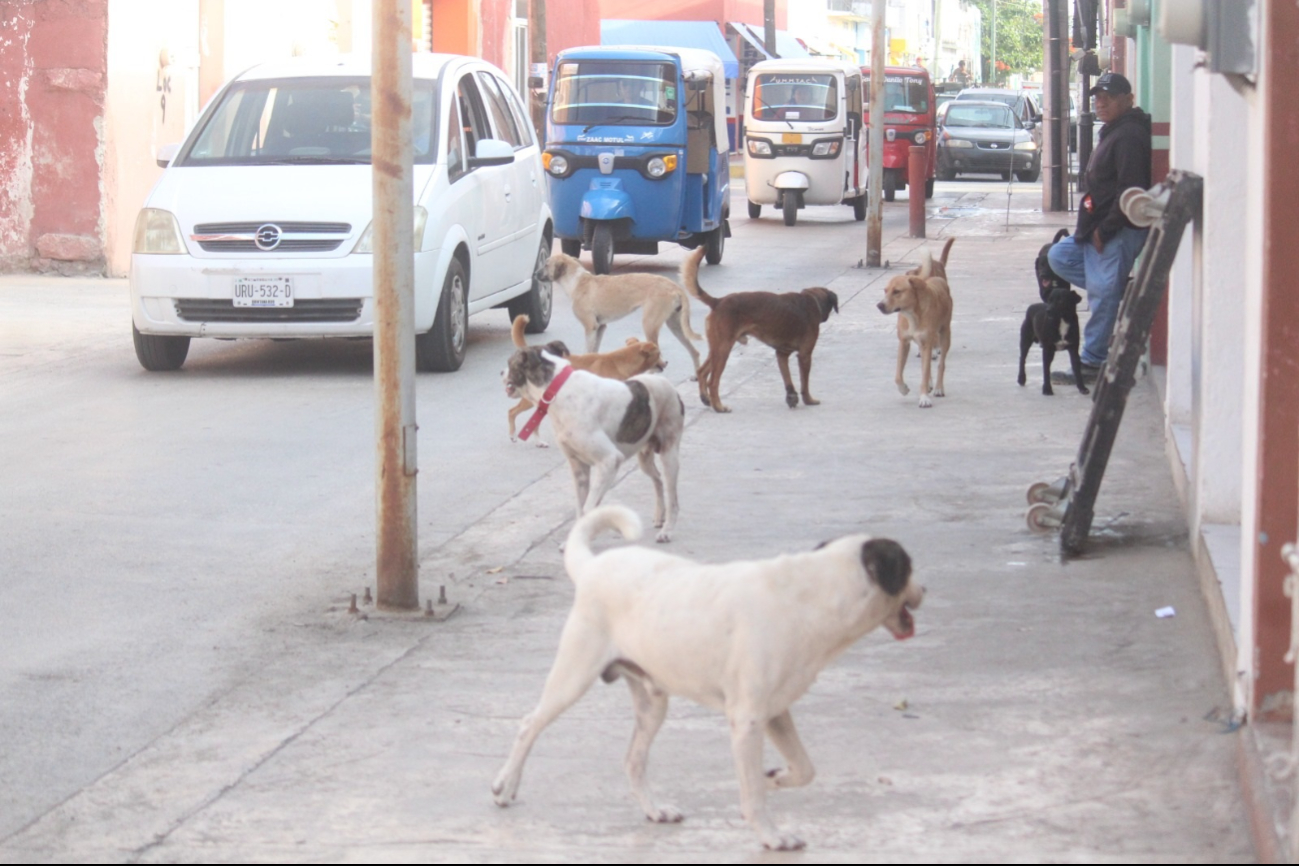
<box><xmin>518</xmin><ymin>364</ymin><xmax>574</xmax><ymax>441</ymax></box>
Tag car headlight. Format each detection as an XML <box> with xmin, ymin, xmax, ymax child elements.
<box><xmin>942</xmin><ymin>137</ymin><xmax>973</xmax><ymax>148</ymax></box>
<box><xmin>811</xmin><ymin>139</ymin><xmax>841</xmax><ymax>157</ymax></box>
<box><xmin>132</xmin><ymin>208</ymin><xmax>187</xmax><ymax>255</ymax></box>
<box><xmin>913</xmin><ymin>130</ymin><xmax>928</xmax><ymax>145</ymax></box>
<box><xmin>546</xmin><ymin>153</ymin><xmax>569</xmax><ymax>176</ymax></box>
<box><xmin>1014</xmin><ymin>140</ymin><xmax>1037</xmax><ymax>151</ymax></box>
<box><xmin>747</xmin><ymin>138</ymin><xmax>772</xmax><ymax>157</ymax></box>
<box><xmin>352</xmin><ymin>206</ymin><xmax>429</xmax><ymax>254</ymax></box>
<box><xmin>644</xmin><ymin>154</ymin><xmax>677</xmax><ymax>179</ymax></box>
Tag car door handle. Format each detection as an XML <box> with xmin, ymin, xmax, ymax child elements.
<box><xmin>504</xmin><ymin>184</ymin><xmax>512</xmax><ymax>201</ymax></box>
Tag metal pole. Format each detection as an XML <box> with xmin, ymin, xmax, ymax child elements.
<box><xmin>529</xmin><ymin>0</ymin><xmax>547</xmax><ymax>138</ymax></box>
<box><xmin>763</xmin><ymin>0</ymin><xmax>776</xmax><ymax>56</ymax></box>
<box><xmin>1043</xmin><ymin>0</ymin><xmax>1068</xmax><ymax>211</ymax></box>
<box><xmin>908</xmin><ymin>145</ymin><xmax>926</xmax><ymax>237</ymax></box>
<box><xmin>866</xmin><ymin>0</ymin><xmax>885</xmax><ymax>267</ymax></box>
<box><xmin>372</xmin><ymin>0</ymin><xmax>419</xmax><ymax>611</ymax></box>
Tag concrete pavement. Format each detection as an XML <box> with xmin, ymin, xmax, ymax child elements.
<box><xmin>0</xmin><ymin>182</ymin><xmax>1255</xmax><ymax>862</ymax></box>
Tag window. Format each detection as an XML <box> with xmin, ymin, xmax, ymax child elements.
<box><xmin>550</xmin><ymin>61</ymin><xmax>678</xmax><ymax>126</ymax></box>
<box><xmin>478</xmin><ymin>71</ymin><xmax>523</xmax><ymax>147</ymax></box>
<box><xmin>751</xmin><ymin>74</ymin><xmax>838</xmax><ymax>122</ymax></box>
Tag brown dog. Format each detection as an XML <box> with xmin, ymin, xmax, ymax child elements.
<box><xmin>878</xmin><ymin>254</ymin><xmax>953</xmax><ymax>409</ymax></box>
<box><xmin>506</xmin><ymin>314</ymin><xmax>664</xmax><ymax>441</ymax></box>
<box><xmin>680</xmin><ymin>247</ymin><xmax>839</xmax><ymax>413</ymax></box>
<box><xmin>543</xmin><ymin>253</ymin><xmax>703</xmax><ymax>373</ymax></box>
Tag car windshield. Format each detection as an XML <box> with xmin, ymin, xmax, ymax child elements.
<box><xmin>943</xmin><ymin>104</ymin><xmax>1016</xmax><ymax>129</ymax></box>
<box><xmin>751</xmin><ymin>73</ymin><xmax>838</xmax><ymax>121</ymax></box>
<box><xmin>180</xmin><ymin>76</ymin><xmax>439</xmax><ymax>166</ymax></box>
<box><xmin>550</xmin><ymin>61</ymin><xmax>678</xmax><ymax>126</ymax></box>
<box><xmin>864</xmin><ymin>75</ymin><xmax>930</xmax><ymax>113</ymax></box>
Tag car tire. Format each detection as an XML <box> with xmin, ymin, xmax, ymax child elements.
<box><xmin>416</xmin><ymin>257</ymin><xmax>468</xmax><ymax>372</ymax></box>
<box><xmin>853</xmin><ymin>194</ymin><xmax>866</xmax><ymax>221</ymax></box>
<box><xmin>507</xmin><ymin>235</ymin><xmax>553</xmax><ymax>333</ymax></box>
<box><xmin>925</xmin><ymin>178</ymin><xmax>935</xmax><ymax>199</ymax></box>
<box><xmin>560</xmin><ymin>238</ymin><xmax>581</xmax><ymax>258</ymax></box>
<box><xmin>132</xmin><ymin>323</ymin><xmax>190</xmax><ymax>372</ymax></box>
<box><xmin>705</xmin><ymin>214</ymin><xmax>726</xmax><ymax>265</ymax></box>
<box><xmin>747</xmin><ymin>200</ymin><xmax>761</xmax><ymax>219</ymax></box>
<box><xmin>1017</xmin><ymin>158</ymin><xmax>1042</xmax><ymax>183</ymax></box>
<box><xmin>591</xmin><ymin>223</ymin><xmax>614</xmax><ymax>275</ymax></box>
<box><xmin>883</xmin><ymin>170</ymin><xmax>896</xmax><ymax>202</ymax></box>
<box><xmin>782</xmin><ymin>192</ymin><xmax>798</xmax><ymax>227</ymax></box>
<box><xmin>1001</xmin><ymin>170</ymin><xmax>1012</xmax><ymax>181</ymax></box>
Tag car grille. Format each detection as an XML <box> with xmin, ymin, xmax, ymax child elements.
<box><xmin>977</xmin><ymin>141</ymin><xmax>1010</xmax><ymax>150</ymax></box>
<box><xmin>191</xmin><ymin>222</ymin><xmax>352</xmax><ymax>253</ymax></box>
<box><xmin>174</xmin><ymin>298</ymin><xmax>364</xmax><ymax>323</ymax></box>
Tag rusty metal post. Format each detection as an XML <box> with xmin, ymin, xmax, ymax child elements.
<box><xmin>908</xmin><ymin>145</ymin><xmax>926</xmax><ymax>238</ymax></box>
<box><xmin>372</xmin><ymin>0</ymin><xmax>419</xmax><ymax>611</ymax></box>
<box><xmin>866</xmin><ymin>0</ymin><xmax>885</xmax><ymax>267</ymax></box>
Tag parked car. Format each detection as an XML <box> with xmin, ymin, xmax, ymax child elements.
<box><xmin>130</xmin><ymin>54</ymin><xmax>553</xmax><ymax>372</ymax></box>
<box><xmin>953</xmin><ymin>87</ymin><xmax>1042</xmax><ymax>150</ymax></box>
<box><xmin>935</xmin><ymin>99</ymin><xmax>1041</xmax><ymax>182</ymax></box>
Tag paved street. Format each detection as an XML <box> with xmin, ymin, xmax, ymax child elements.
<box><xmin>0</xmin><ymin>178</ymin><xmax>1254</xmax><ymax>862</ymax></box>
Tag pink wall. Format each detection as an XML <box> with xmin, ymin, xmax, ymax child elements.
<box><xmin>544</xmin><ymin>0</ymin><xmax>602</xmax><ymax>64</ymax></box>
<box><xmin>596</xmin><ymin>0</ymin><xmax>784</xmax><ymax>29</ymax></box>
<box><xmin>0</xmin><ymin>0</ymin><xmax>108</xmax><ymax>273</ymax></box>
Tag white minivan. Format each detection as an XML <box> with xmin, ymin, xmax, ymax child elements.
<box><xmin>130</xmin><ymin>53</ymin><xmax>553</xmax><ymax>372</ymax></box>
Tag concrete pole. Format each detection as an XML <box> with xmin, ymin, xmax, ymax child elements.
<box><xmin>1043</xmin><ymin>0</ymin><xmax>1068</xmax><ymax>211</ymax></box>
<box><xmin>763</xmin><ymin>0</ymin><xmax>776</xmax><ymax>57</ymax></box>
<box><xmin>867</xmin><ymin>0</ymin><xmax>885</xmax><ymax>267</ymax></box>
<box><xmin>372</xmin><ymin>0</ymin><xmax>419</xmax><ymax>611</ymax></box>
<box><xmin>529</xmin><ymin>0</ymin><xmax>547</xmax><ymax>137</ymax></box>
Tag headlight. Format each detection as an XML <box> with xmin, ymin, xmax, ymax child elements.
<box><xmin>942</xmin><ymin>137</ymin><xmax>973</xmax><ymax>148</ymax></box>
<box><xmin>747</xmin><ymin>138</ymin><xmax>772</xmax><ymax>156</ymax></box>
<box><xmin>885</xmin><ymin>128</ymin><xmax>896</xmax><ymax>142</ymax></box>
<box><xmin>811</xmin><ymin>139</ymin><xmax>841</xmax><ymax>157</ymax></box>
<box><xmin>132</xmin><ymin>208</ymin><xmax>187</xmax><ymax>255</ymax></box>
<box><xmin>1014</xmin><ymin>140</ymin><xmax>1037</xmax><ymax>151</ymax></box>
<box><xmin>913</xmin><ymin>130</ymin><xmax>928</xmax><ymax>145</ymax></box>
<box><xmin>645</xmin><ymin>154</ymin><xmax>677</xmax><ymax>178</ymax></box>
<box><xmin>352</xmin><ymin>206</ymin><xmax>429</xmax><ymax>254</ymax></box>
<box><xmin>546</xmin><ymin>153</ymin><xmax>569</xmax><ymax>176</ymax></box>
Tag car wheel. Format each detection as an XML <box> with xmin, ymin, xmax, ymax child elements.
<box><xmin>132</xmin><ymin>323</ymin><xmax>190</xmax><ymax>371</ymax></box>
<box><xmin>705</xmin><ymin>214</ymin><xmax>726</xmax><ymax>265</ymax></box>
<box><xmin>925</xmin><ymin>178</ymin><xmax>935</xmax><ymax>199</ymax></box>
<box><xmin>853</xmin><ymin>194</ymin><xmax>866</xmax><ymax>221</ymax></box>
<box><xmin>782</xmin><ymin>192</ymin><xmax>798</xmax><ymax>227</ymax></box>
<box><xmin>416</xmin><ymin>257</ymin><xmax>468</xmax><ymax>372</ymax></box>
<box><xmin>747</xmin><ymin>200</ymin><xmax>761</xmax><ymax>219</ymax></box>
<box><xmin>883</xmin><ymin>170</ymin><xmax>896</xmax><ymax>202</ymax></box>
<box><xmin>591</xmin><ymin>223</ymin><xmax>614</xmax><ymax>275</ymax></box>
<box><xmin>1001</xmin><ymin>170</ymin><xmax>1012</xmax><ymax>181</ymax></box>
<box><xmin>1017</xmin><ymin>158</ymin><xmax>1041</xmax><ymax>183</ymax></box>
<box><xmin>507</xmin><ymin>235</ymin><xmax>553</xmax><ymax>333</ymax></box>
<box><xmin>560</xmin><ymin>238</ymin><xmax>581</xmax><ymax>258</ymax></box>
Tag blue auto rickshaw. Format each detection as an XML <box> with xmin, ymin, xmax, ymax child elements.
<box><xmin>543</xmin><ymin>45</ymin><xmax>730</xmax><ymax>274</ymax></box>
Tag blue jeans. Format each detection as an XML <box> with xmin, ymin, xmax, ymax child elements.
<box><xmin>1046</xmin><ymin>228</ymin><xmax>1148</xmax><ymax>367</ymax></box>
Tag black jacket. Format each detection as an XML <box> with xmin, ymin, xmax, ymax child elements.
<box><xmin>1076</xmin><ymin>107</ymin><xmax>1151</xmax><ymax>243</ymax></box>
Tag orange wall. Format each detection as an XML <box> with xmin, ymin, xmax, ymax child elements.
<box><xmin>431</xmin><ymin>0</ymin><xmax>476</xmax><ymax>55</ymax></box>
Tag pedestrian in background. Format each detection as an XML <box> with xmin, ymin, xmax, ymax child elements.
<box><xmin>949</xmin><ymin>60</ymin><xmax>971</xmax><ymax>87</ymax></box>
<box><xmin>1047</xmin><ymin>71</ymin><xmax>1151</xmax><ymax>386</ymax></box>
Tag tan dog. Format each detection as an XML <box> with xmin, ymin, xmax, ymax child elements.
<box><xmin>506</xmin><ymin>314</ymin><xmax>664</xmax><ymax>442</ymax></box>
<box><xmin>543</xmin><ymin>253</ymin><xmax>703</xmax><ymax>373</ymax></box>
<box><xmin>492</xmin><ymin>504</ymin><xmax>924</xmax><ymax>851</ymax></box>
<box><xmin>679</xmin><ymin>247</ymin><xmax>839</xmax><ymax>413</ymax></box>
<box><xmin>878</xmin><ymin>253</ymin><xmax>953</xmax><ymax>409</ymax></box>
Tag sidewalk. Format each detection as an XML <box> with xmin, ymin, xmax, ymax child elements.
<box><xmin>0</xmin><ymin>186</ymin><xmax>1255</xmax><ymax>862</ymax></box>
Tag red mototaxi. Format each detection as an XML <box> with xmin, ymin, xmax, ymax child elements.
<box><xmin>860</xmin><ymin>66</ymin><xmax>937</xmax><ymax>201</ymax></box>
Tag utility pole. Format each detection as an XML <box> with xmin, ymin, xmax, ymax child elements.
<box><xmin>530</xmin><ymin>0</ymin><xmax>547</xmax><ymax>137</ymax></box>
<box><xmin>1043</xmin><ymin>0</ymin><xmax>1068</xmax><ymax>210</ymax></box>
<box><xmin>867</xmin><ymin>0</ymin><xmax>885</xmax><ymax>267</ymax></box>
<box><xmin>372</xmin><ymin>0</ymin><xmax>419</xmax><ymax>611</ymax></box>
<box><xmin>990</xmin><ymin>0</ymin><xmax>997</xmax><ymax>84</ymax></box>
<box><xmin>763</xmin><ymin>0</ymin><xmax>776</xmax><ymax>56</ymax></box>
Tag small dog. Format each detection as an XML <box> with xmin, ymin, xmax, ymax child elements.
<box><xmin>680</xmin><ymin>247</ymin><xmax>839</xmax><ymax>413</ymax></box>
<box><xmin>491</xmin><ymin>504</ymin><xmax>924</xmax><ymax>851</ymax></box>
<box><xmin>506</xmin><ymin>314</ymin><xmax>665</xmax><ymax>442</ymax></box>
<box><xmin>544</xmin><ymin>253</ymin><xmax>703</xmax><ymax>373</ymax></box>
<box><xmin>502</xmin><ymin>347</ymin><xmax>684</xmax><ymax>542</ymax></box>
<box><xmin>1018</xmin><ymin>286</ymin><xmax>1088</xmax><ymax>396</ymax></box>
<box><xmin>1036</xmin><ymin>228</ymin><xmax>1072</xmax><ymax>301</ymax></box>
<box><xmin>878</xmin><ymin>254</ymin><xmax>953</xmax><ymax>408</ymax></box>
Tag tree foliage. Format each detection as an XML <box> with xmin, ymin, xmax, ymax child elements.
<box><xmin>968</xmin><ymin>0</ymin><xmax>1045</xmax><ymax>85</ymax></box>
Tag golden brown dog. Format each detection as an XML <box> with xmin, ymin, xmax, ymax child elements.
<box><xmin>506</xmin><ymin>314</ymin><xmax>664</xmax><ymax>441</ymax></box>
<box><xmin>543</xmin><ymin>253</ymin><xmax>703</xmax><ymax>373</ymax></box>
<box><xmin>878</xmin><ymin>254</ymin><xmax>953</xmax><ymax>409</ymax></box>
<box><xmin>680</xmin><ymin>247</ymin><xmax>838</xmax><ymax>413</ymax></box>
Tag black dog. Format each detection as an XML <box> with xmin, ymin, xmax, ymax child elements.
<box><xmin>1019</xmin><ymin>286</ymin><xmax>1087</xmax><ymax>396</ymax></box>
<box><xmin>1036</xmin><ymin>228</ymin><xmax>1073</xmax><ymax>301</ymax></box>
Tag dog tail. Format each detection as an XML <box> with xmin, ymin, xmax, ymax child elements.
<box><xmin>938</xmin><ymin>236</ymin><xmax>955</xmax><ymax>268</ymax></box>
<box><xmin>679</xmin><ymin>247</ymin><xmax>717</xmax><ymax>312</ymax></box>
<box><xmin>564</xmin><ymin>505</ymin><xmax>642</xmax><ymax>579</ymax></box>
<box><xmin>511</xmin><ymin>314</ymin><xmax>530</xmax><ymax>348</ymax></box>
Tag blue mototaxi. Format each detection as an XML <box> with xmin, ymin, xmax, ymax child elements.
<box><xmin>543</xmin><ymin>45</ymin><xmax>730</xmax><ymax>274</ymax></box>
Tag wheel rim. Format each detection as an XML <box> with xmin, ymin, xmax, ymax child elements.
<box><xmin>533</xmin><ymin>243</ymin><xmax>552</xmax><ymax>319</ymax></box>
<box><xmin>450</xmin><ymin>273</ymin><xmax>467</xmax><ymax>352</ymax></box>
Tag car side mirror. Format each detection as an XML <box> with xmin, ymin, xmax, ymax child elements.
<box><xmin>156</xmin><ymin>142</ymin><xmax>180</xmax><ymax>168</ymax></box>
<box><xmin>468</xmin><ymin>138</ymin><xmax>515</xmax><ymax>168</ymax></box>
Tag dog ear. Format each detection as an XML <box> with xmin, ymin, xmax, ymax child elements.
<box><xmin>827</xmin><ymin>290</ymin><xmax>839</xmax><ymax>315</ymax></box>
<box><xmin>1053</xmin><ymin>228</ymin><xmax>1071</xmax><ymax>244</ymax></box>
<box><xmin>860</xmin><ymin>539</ymin><xmax>912</xmax><ymax>597</ymax></box>
<box><xmin>543</xmin><ymin>340</ymin><xmax>571</xmax><ymax>358</ymax></box>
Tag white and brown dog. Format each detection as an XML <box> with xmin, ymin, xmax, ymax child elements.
<box><xmin>503</xmin><ymin>346</ymin><xmax>684</xmax><ymax>542</ymax></box>
<box><xmin>492</xmin><ymin>505</ymin><xmax>924</xmax><ymax>851</ymax></box>
<box><xmin>544</xmin><ymin>252</ymin><xmax>704</xmax><ymax>373</ymax></box>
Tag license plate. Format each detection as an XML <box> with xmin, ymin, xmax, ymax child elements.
<box><xmin>781</xmin><ymin>133</ymin><xmax>802</xmax><ymax>144</ymax></box>
<box><xmin>233</xmin><ymin>276</ymin><xmax>294</xmax><ymax>308</ymax></box>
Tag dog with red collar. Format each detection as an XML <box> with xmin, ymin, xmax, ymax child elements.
<box><xmin>504</xmin><ymin>346</ymin><xmax>685</xmax><ymax>542</ymax></box>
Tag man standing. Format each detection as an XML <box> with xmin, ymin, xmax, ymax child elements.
<box><xmin>1047</xmin><ymin>71</ymin><xmax>1151</xmax><ymax>385</ymax></box>
<box><xmin>949</xmin><ymin>60</ymin><xmax>971</xmax><ymax>87</ymax></box>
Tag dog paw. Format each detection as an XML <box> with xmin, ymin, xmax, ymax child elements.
<box><xmin>896</xmin><ymin>383</ymin><xmax>910</xmax><ymax>397</ymax></box>
<box><xmin>1078</xmin><ymin>384</ymin><xmax>1090</xmax><ymax>395</ymax></box>
<box><xmin>1042</xmin><ymin>384</ymin><xmax>1055</xmax><ymax>396</ymax></box>
<box><xmin>785</xmin><ymin>392</ymin><xmax>798</xmax><ymax>408</ymax></box>
<box><xmin>932</xmin><ymin>387</ymin><xmax>944</xmax><ymax>397</ymax></box>
<box><xmin>802</xmin><ymin>395</ymin><xmax>820</xmax><ymax>406</ymax></box>
<box><xmin>713</xmin><ymin>404</ymin><xmax>732</xmax><ymax>414</ymax></box>
<box><xmin>655</xmin><ymin>529</ymin><xmax>672</xmax><ymax>543</ymax></box>
<box><xmin>1017</xmin><ymin>373</ymin><xmax>1026</xmax><ymax>386</ymax></box>
<box><xmin>762</xmin><ymin>832</ymin><xmax>806</xmax><ymax>851</ymax></box>
<box><xmin>533</xmin><ymin>439</ymin><xmax>550</xmax><ymax>449</ymax></box>
<box><xmin>645</xmin><ymin>805</ymin><xmax>685</xmax><ymax>823</ymax></box>
<box><xmin>918</xmin><ymin>394</ymin><xmax>933</xmax><ymax>408</ymax></box>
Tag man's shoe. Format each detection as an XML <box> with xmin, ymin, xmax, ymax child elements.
<box><xmin>1051</xmin><ymin>363</ymin><xmax>1101</xmax><ymax>386</ymax></box>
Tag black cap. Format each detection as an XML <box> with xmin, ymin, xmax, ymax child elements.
<box><xmin>1089</xmin><ymin>71</ymin><xmax>1132</xmax><ymax>96</ymax></box>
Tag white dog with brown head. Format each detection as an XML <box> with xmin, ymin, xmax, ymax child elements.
<box><xmin>491</xmin><ymin>505</ymin><xmax>924</xmax><ymax>850</ymax></box>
